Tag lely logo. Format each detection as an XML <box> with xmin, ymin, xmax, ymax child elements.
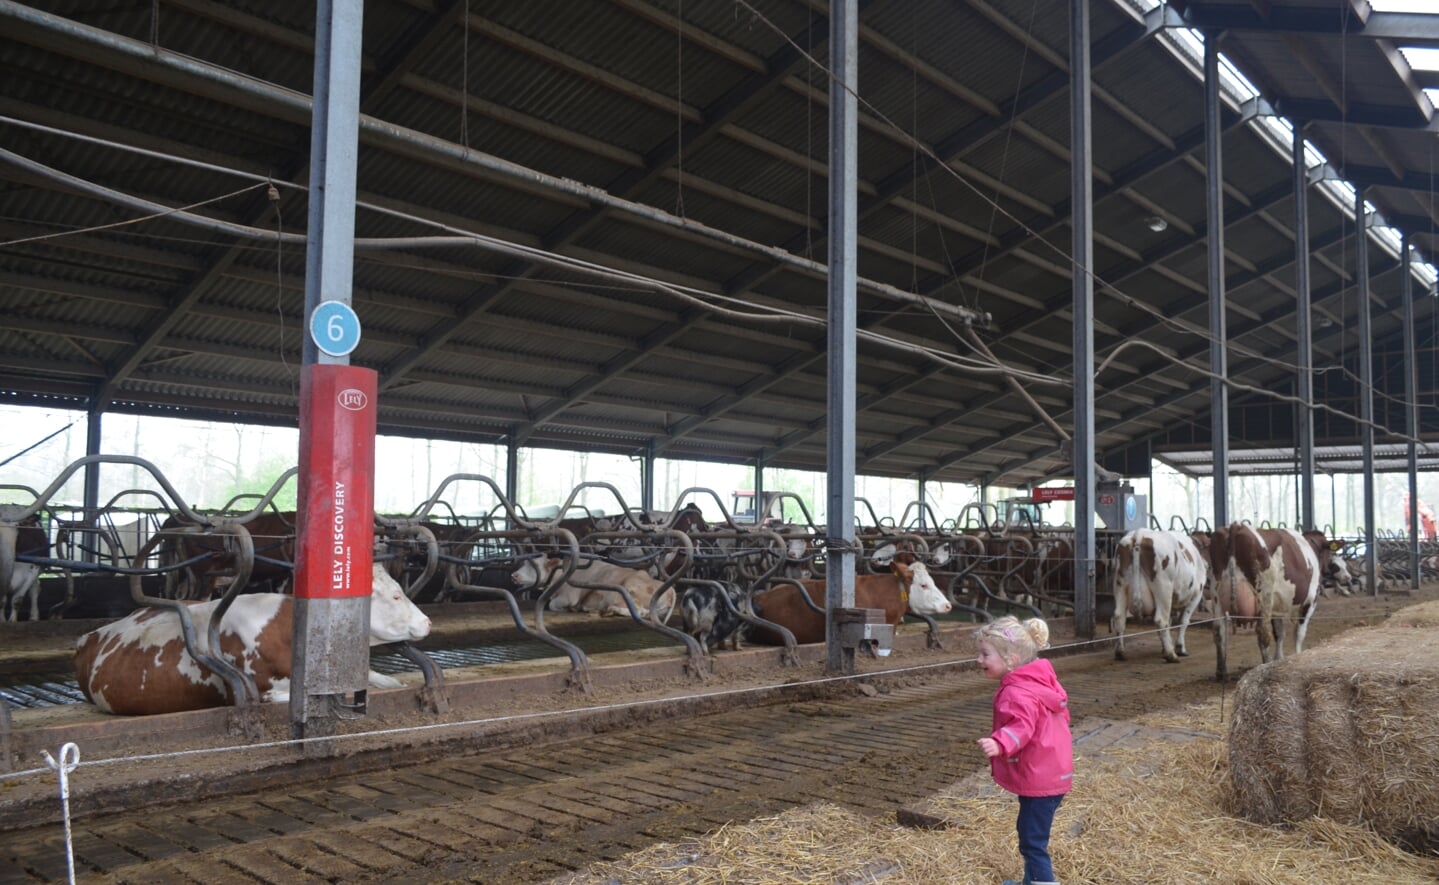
<box><xmin>337</xmin><ymin>388</ymin><xmax>368</xmax><ymax>411</ymax></box>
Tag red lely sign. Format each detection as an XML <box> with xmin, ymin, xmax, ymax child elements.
<box><xmin>1032</xmin><ymin>487</ymin><xmax>1075</xmax><ymax>503</ymax></box>
<box><xmin>296</xmin><ymin>364</ymin><xmax>377</xmax><ymax>600</ymax></box>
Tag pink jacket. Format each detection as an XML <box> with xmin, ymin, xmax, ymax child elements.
<box><xmin>987</xmin><ymin>657</ymin><xmax>1073</xmax><ymax>797</ymax></box>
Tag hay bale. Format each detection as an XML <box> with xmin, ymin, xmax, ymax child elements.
<box><xmin>1229</xmin><ymin>602</ymin><xmax>1439</xmax><ymax>851</ymax></box>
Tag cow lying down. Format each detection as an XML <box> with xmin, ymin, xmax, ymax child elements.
<box><xmin>512</xmin><ymin>557</ymin><xmax>676</xmax><ymax>622</ymax></box>
<box><xmin>74</xmin><ymin>564</ymin><xmax>431</xmax><ymax>715</ymax></box>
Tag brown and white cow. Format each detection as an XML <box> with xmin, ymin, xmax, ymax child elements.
<box><xmin>158</xmin><ymin>512</ymin><xmax>299</xmax><ymax>599</ymax></box>
<box><xmin>1206</xmin><ymin>524</ymin><xmax>1344</xmax><ymax>669</ymax></box>
<box><xmin>749</xmin><ymin>560</ymin><xmax>951</xmax><ymax>645</ymax></box>
<box><xmin>1337</xmin><ymin>553</ymin><xmax>1382</xmax><ymax>596</ymax></box>
<box><xmin>1112</xmin><ymin>529</ymin><xmax>1209</xmax><ymax>664</ymax></box>
<box><xmin>74</xmin><ymin>563</ymin><xmax>431</xmax><ymax>715</ymax></box>
<box><xmin>2</xmin><ymin>514</ymin><xmax>48</xmax><ymax>622</ymax></box>
<box><xmin>512</xmin><ymin>557</ymin><xmax>677</xmax><ymax>622</ymax></box>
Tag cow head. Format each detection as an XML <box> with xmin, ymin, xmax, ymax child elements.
<box><xmin>895</xmin><ymin>560</ymin><xmax>951</xmax><ymax>615</ymax></box>
<box><xmin>368</xmin><ymin>563</ymin><xmax>432</xmax><ymax>644</ymax></box>
<box><xmin>1313</xmin><ymin>535</ymin><xmax>1359</xmax><ymax>596</ymax></box>
<box><xmin>1299</xmin><ymin>531</ymin><xmax>1348</xmax><ymax>591</ymax></box>
<box><xmin>512</xmin><ymin>556</ymin><xmax>561</xmax><ymax>589</ymax></box>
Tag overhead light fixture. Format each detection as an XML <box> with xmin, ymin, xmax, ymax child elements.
<box><xmin>1144</xmin><ymin>215</ymin><xmax>1168</xmax><ymax>232</ymax></box>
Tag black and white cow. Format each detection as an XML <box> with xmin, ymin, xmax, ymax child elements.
<box><xmin>677</xmin><ymin>581</ymin><xmax>749</xmax><ymax>652</ymax></box>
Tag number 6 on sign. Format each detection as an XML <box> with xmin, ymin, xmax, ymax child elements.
<box><xmin>310</xmin><ymin>301</ymin><xmax>361</xmax><ymax>357</ymax></box>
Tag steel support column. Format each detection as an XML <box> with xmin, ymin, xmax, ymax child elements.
<box><xmin>1070</xmin><ymin>0</ymin><xmax>1096</xmax><ymax>640</ymax></box>
<box><xmin>641</xmin><ymin>442</ymin><xmax>655</xmax><ymax>513</ymax></box>
<box><xmin>754</xmin><ymin>458</ymin><xmax>765</xmax><ymax>524</ymax></box>
<box><xmin>292</xmin><ymin>0</ymin><xmax>368</xmax><ymax>745</ymax></box>
<box><xmin>82</xmin><ymin>406</ymin><xmax>102</xmax><ymax>564</ymax></box>
<box><xmin>1293</xmin><ymin>123</ymin><xmax>1315</xmax><ymax>529</ymax></box>
<box><xmin>505</xmin><ymin>439</ymin><xmax>519</xmax><ymax>505</ymax></box>
<box><xmin>825</xmin><ymin>0</ymin><xmax>858</xmax><ymax>674</ymax></box>
<box><xmin>1205</xmin><ymin>32</ymin><xmax>1230</xmax><ymax>529</ymax></box>
<box><xmin>1355</xmin><ymin>189</ymin><xmax>1376</xmax><ymax>595</ymax></box>
<box><xmin>1403</xmin><ymin>231</ymin><xmax>1420</xmax><ymax>590</ymax></box>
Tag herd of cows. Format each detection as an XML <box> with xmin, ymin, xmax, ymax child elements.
<box><xmin>1112</xmin><ymin>525</ymin><xmax>1359</xmax><ymax>682</ymax></box>
<box><xmin>0</xmin><ymin>500</ymin><xmax>1400</xmax><ymax>716</ymax></box>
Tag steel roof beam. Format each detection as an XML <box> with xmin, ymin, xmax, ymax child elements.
<box><xmin>0</xmin><ymin>3</ymin><xmax>982</xmax><ymax>410</ymax></box>
<box><xmin>1330</xmin><ymin>163</ymin><xmax>1439</xmax><ymax>195</ymax></box>
<box><xmin>1174</xmin><ymin>4</ymin><xmax>1439</xmax><ymax>44</ymax></box>
<box><xmin>85</xmin><ymin>0</ymin><xmax>470</xmax><ymax>409</ymax></box>
<box><xmin>1273</xmin><ymin>98</ymin><xmax>1438</xmax><ymax>132</ymax></box>
<box><xmin>723</xmin><ymin>6</ymin><xmax>1165</xmax><ymax>299</ymax></box>
<box><xmin>761</xmin><ymin>177</ymin><xmax>1298</xmax><ymax>468</ymax></box>
<box><xmin>935</xmin><ymin>102</ymin><xmax>1252</xmax><ymax>286</ymax></box>
<box><xmin>653</xmin><ymin>10</ymin><xmax>1174</xmax><ymax>456</ymax></box>
<box><xmin>915</xmin><ymin>220</ymin><xmax>1359</xmax><ymax>481</ymax></box>
<box><xmin>973</xmin><ymin>259</ymin><xmax>1408</xmax><ymax>484</ymax></box>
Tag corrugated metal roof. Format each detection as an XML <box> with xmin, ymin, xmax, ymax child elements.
<box><xmin>1</xmin><ymin>0</ymin><xmax>1437</xmax><ymax>489</ymax></box>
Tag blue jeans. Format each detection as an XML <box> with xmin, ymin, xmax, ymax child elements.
<box><xmin>1016</xmin><ymin>793</ymin><xmax>1064</xmax><ymax>883</ymax></box>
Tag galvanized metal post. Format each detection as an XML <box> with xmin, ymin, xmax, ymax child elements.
<box><xmin>1204</xmin><ymin>32</ymin><xmax>1229</xmax><ymax>529</ymax></box>
<box><xmin>292</xmin><ymin>0</ymin><xmax>369</xmax><ymax>746</ymax></box>
<box><xmin>641</xmin><ymin>442</ymin><xmax>655</xmax><ymax>513</ymax></box>
<box><xmin>82</xmin><ymin>407</ymin><xmax>102</xmax><ymax>565</ymax></box>
<box><xmin>754</xmin><ymin>458</ymin><xmax>765</xmax><ymax>523</ymax></box>
<box><xmin>1403</xmin><ymin>231</ymin><xmax>1420</xmax><ymax>590</ymax></box>
<box><xmin>1070</xmin><ymin>0</ymin><xmax>1095</xmax><ymax>640</ymax></box>
<box><xmin>1355</xmin><ymin>189</ymin><xmax>1376</xmax><ymax>595</ymax></box>
<box><xmin>505</xmin><ymin>438</ymin><xmax>519</xmax><ymax>505</ymax></box>
<box><xmin>1292</xmin><ymin>123</ymin><xmax>1315</xmax><ymax>530</ymax></box>
<box><xmin>825</xmin><ymin>0</ymin><xmax>858</xmax><ymax>674</ymax></box>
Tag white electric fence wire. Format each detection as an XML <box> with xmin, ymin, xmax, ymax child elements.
<box><xmin>0</xmin><ymin>609</ymin><xmax>1328</xmax><ymax>790</ymax></box>
<box><xmin>2</xmin><ymin>601</ymin><xmax>1372</xmax><ymax>879</ymax></box>
<box><xmin>40</xmin><ymin>741</ymin><xmax>80</xmax><ymax>885</ymax></box>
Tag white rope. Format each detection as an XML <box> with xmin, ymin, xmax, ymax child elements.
<box><xmin>40</xmin><ymin>742</ymin><xmax>80</xmax><ymax>885</ymax></box>
<box><xmin>0</xmin><ymin>604</ymin><xmax>1370</xmax><ymax>789</ymax></box>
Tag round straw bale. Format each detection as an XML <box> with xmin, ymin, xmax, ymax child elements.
<box><xmin>1228</xmin><ymin>602</ymin><xmax>1439</xmax><ymax>852</ymax></box>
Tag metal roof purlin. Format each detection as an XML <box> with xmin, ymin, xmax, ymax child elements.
<box><xmin>723</xmin><ymin>6</ymin><xmax>1165</xmax><ymax>301</ymax></box>
<box><xmin>986</xmin><ymin>258</ymin><xmax>1411</xmax><ymax>485</ymax></box>
<box><xmin>92</xmin><ymin>2</ymin><xmax>470</xmax><ymax>411</ymax></box>
<box><xmin>922</xmin><ymin>221</ymin><xmax>1372</xmax><ymax>484</ymax></box>
<box><xmin>1179</xmin><ymin>6</ymin><xmax>1439</xmax><ymax>49</ymax></box>
<box><xmin>935</xmin><ymin>103</ymin><xmax>1256</xmax><ymax>288</ymax></box>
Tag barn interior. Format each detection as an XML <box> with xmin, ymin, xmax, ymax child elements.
<box><xmin>6</xmin><ymin>8</ymin><xmax>1439</xmax><ymax>876</ymax></box>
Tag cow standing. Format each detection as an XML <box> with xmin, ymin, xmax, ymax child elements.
<box><xmin>74</xmin><ymin>563</ymin><xmax>431</xmax><ymax>715</ymax></box>
<box><xmin>1206</xmin><ymin>524</ymin><xmax>1342</xmax><ymax>672</ymax></box>
<box><xmin>1111</xmin><ymin>529</ymin><xmax>1209</xmax><ymax>663</ymax></box>
<box><xmin>3</xmin><ymin>515</ymin><xmax>48</xmax><ymax>622</ymax></box>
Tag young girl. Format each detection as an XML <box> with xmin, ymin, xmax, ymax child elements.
<box><xmin>975</xmin><ymin>616</ymin><xmax>1073</xmax><ymax>885</ymax></box>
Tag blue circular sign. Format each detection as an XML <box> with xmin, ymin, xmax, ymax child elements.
<box><xmin>1125</xmin><ymin>495</ymin><xmax>1137</xmax><ymax>522</ymax></box>
<box><xmin>310</xmin><ymin>301</ymin><xmax>361</xmax><ymax>357</ymax></box>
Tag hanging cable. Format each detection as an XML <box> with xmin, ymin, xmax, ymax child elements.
<box><xmin>974</xmin><ymin>0</ymin><xmax>1040</xmax><ymax>294</ymax></box>
<box><xmin>674</xmin><ymin>0</ymin><xmax>685</xmax><ymax>219</ymax></box>
<box><xmin>269</xmin><ymin>180</ymin><xmax>296</xmax><ymax>393</ymax></box>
